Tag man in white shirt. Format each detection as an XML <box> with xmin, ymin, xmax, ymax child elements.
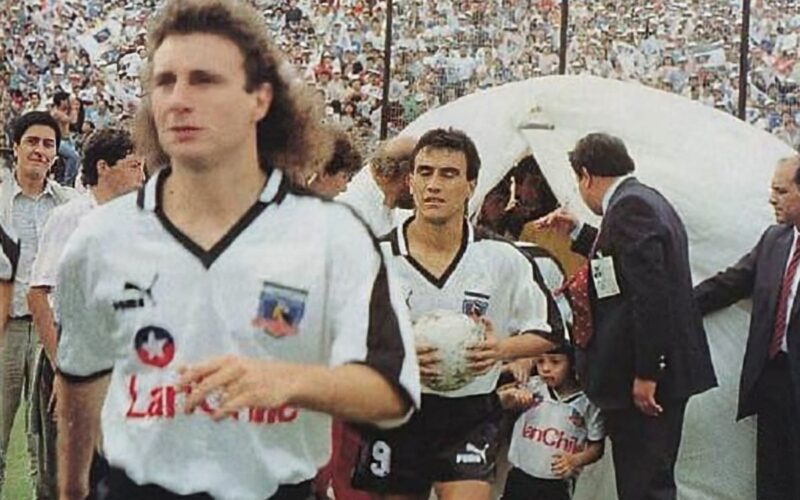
<box><xmin>55</xmin><ymin>2</ymin><xmax>420</xmax><ymax>499</ymax></box>
<box><xmin>27</xmin><ymin>128</ymin><xmax>144</xmax><ymax>499</ymax></box>
<box><xmin>0</xmin><ymin>111</ymin><xmax>77</xmax><ymax>500</ymax></box>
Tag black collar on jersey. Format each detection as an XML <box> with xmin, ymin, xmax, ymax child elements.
<box><xmin>395</xmin><ymin>216</ymin><xmax>473</xmax><ymax>289</ymax></box>
<box><xmin>547</xmin><ymin>384</ymin><xmax>584</xmax><ymax>404</ymax></box>
<box><xmin>135</xmin><ymin>166</ymin><xmax>288</xmax><ymax>269</ymax></box>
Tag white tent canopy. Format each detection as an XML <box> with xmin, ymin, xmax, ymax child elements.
<box><xmin>350</xmin><ymin>75</ymin><xmax>795</xmax><ymax>499</ymax></box>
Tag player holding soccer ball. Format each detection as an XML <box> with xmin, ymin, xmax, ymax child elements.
<box><xmin>353</xmin><ymin>128</ymin><xmax>563</xmax><ymax>500</ymax></box>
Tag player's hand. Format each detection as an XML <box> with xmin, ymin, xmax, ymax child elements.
<box><xmin>632</xmin><ymin>377</ymin><xmax>663</xmax><ymax>417</ymax></box>
<box><xmin>466</xmin><ymin>317</ymin><xmax>501</xmax><ymax>375</ymax></box>
<box><xmin>502</xmin><ymin>358</ymin><xmax>533</xmax><ymax>384</ymax></box>
<box><xmin>496</xmin><ymin>383</ymin><xmax>533</xmax><ymax>410</ymax></box>
<box><xmin>178</xmin><ymin>356</ymin><xmax>296</xmax><ymax>421</ymax></box>
<box><xmin>551</xmin><ymin>453</ymin><xmax>580</xmax><ymax>478</ymax></box>
<box><xmin>532</xmin><ymin>207</ymin><xmax>578</xmax><ymax>235</ymax></box>
<box><xmin>416</xmin><ymin>343</ymin><xmax>441</xmax><ymax>386</ymax></box>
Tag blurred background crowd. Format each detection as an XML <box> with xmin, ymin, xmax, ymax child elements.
<box><xmin>1</xmin><ymin>0</ymin><xmax>799</xmax><ymax>163</ymax></box>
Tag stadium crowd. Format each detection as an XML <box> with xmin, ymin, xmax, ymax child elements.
<box><xmin>2</xmin><ymin>0</ymin><xmax>800</xmax><ymax>164</ymax></box>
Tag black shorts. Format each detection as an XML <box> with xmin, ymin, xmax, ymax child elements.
<box><xmin>352</xmin><ymin>392</ymin><xmax>503</xmax><ymax>494</ymax></box>
<box><xmin>501</xmin><ymin>467</ymin><xmax>572</xmax><ymax>500</ymax></box>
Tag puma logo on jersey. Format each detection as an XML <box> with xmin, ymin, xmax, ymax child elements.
<box><xmin>113</xmin><ymin>274</ymin><xmax>159</xmax><ymax>310</ymax></box>
<box><xmin>456</xmin><ymin>442</ymin><xmax>489</xmax><ymax>464</ymax></box>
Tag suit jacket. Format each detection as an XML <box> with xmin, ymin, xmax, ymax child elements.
<box><xmin>572</xmin><ymin>177</ymin><xmax>717</xmax><ymax>410</ymax></box>
<box><xmin>694</xmin><ymin>223</ymin><xmax>800</xmax><ymax>419</ymax></box>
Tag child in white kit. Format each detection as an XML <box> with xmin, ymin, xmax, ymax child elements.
<box><xmin>499</xmin><ymin>343</ymin><xmax>604</xmax><ymax>500</ymax></box>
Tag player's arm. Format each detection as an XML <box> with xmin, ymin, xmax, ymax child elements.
<box><xmin>553</xmin><ymin>399</ymin><xmax>606</xmax><ymax>477</ymax></box>
<box><xmin>497</xmin><ymin>333</ymin><xmax>555</xmax><ymax>361</ymax></box>
<box><xmin>551</xmin><ymin>440</ymin><xmax>604</xmax><ymax>478</ymax></box>
<box><xmin>467</xmin><ymin>319</ymin><xmax>555</xmax><ymax>375</ymax></box>
<box><xmin>57</xmin><ymin>373</ymin><xmax>109</xmax><ymax>500</ymax></box>
<box><xmin>0</xmin><ymin>281</ymin><xmax>12</xmax><ymax>341</ymax></box>
<box><xmin>496</xmin><ymin>382</ymin><xmax>533</xmax><ymax>410</ymax></box>
<box><xmin>28</xmin><ymin>286</ymin><xmax>57</xmax><ymax>363</ymax></box>
<box><xmin>468</xmin><ymin>246</ymin><xmax>561</xmax><ymax>374</ymax></box>
<box><xmin>571</xmin><ymin>440</ymin><xmax>604</xmax><ymax>468</ymax></box>
<box><xmin>693</xmin><ymin>229</ymin><xmax>764</xmax><ymax>315</ymax></box>
<box><xmin>180</xmin><ymin>357</ymin><xmax>409</xmax><ymax>423</ymax></box>
<box><xmin>54</xmin><ymin>220</ymin><xmax>116</xmax><ymax>500</ymax></box>
<box><xmin>29</xmin><ymin>208</ymin><xmax>70</xmax><ymax>364</ymax></box>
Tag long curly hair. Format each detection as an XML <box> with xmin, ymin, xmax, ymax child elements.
<box><xmin>134</xmin><ymin>0</ymin><xmax>329</xmax><ymax>177</ymax></box>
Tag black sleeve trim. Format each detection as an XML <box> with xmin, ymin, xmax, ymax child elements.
<box><xmin>135</xmin><ymin>184</ymin><xmax>146</xmax><ymax>209</ymax></box>
<box><xmin>364</xmin><ymin>262</ymin><xmax>415</xmax><ymax>406</ymax></box>
<box><xmin>349</xmin><ymin>360</ymin><xmax>414</xmax><ymax>413</ymax></box>
<box><xmin>523</xmin><ymin>255</ymin><xmax>565</xmax><ymax>345</ymax></box>
<box><xmin>56</xmin><ymin>367</ymin><xmax>113</xmax><ymax>384</ymax></box>
<box><xmin>516</xmin><ymin>244</ymin><xmax>566</xmax><ymax>280</ymax></box>
<box><xmin>470</xmin><ymin>230</ymin><xmax>565</xmax><ymax>344</ymax></box>
<box><xmin>365</xmin><ymin>263</ymin><xmax>405</xmax><ymax>380</ymax></box>
<box><xmin>0</xmin><ymin>223</ymin><xmax>20</xmax><ymax>280</ymax></box>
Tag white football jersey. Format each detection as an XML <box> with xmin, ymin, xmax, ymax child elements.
<box><xmin>507</xmin><ymin>376</ymin><xmax>604</xmax><ymax>480</ymax></box>
<box><xmin>380</xmin><ymin>219</ymin><xmax>560</xmax><ymax>398</ymax></box>
<box><xmin>31</xmin><ymin>193</ymin><xmax>96</xmax><ymax>289</ymax></box>
<box><xmin>56</xmin><ymin>168</ymin><xmax>421</xmax><ymax>500</ymax></box>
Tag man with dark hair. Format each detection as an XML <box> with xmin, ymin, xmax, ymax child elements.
<box><xmin>0</xmin><ymin>111</ymin><xmax>76</xmax><ymax>499</ymax></box>
<box><xmin>307</xmin><ymin>127</ymin><xmax>362</xmax><ymax>199</ymax></box>
<box><xmin>26</xmin><ymin>128</ymin><xmax>144</xmax><ymax>499</ymax></box>
<box><xmin>354</xmin><ymin>128</ymin><xmax>561</xmax><ymax>500</ymax></box>
<box><xmin>538</xmin><ymin>132</ymin><xmax>716</xmax><ymax>500</ymax></box>
<box><xmin>338</xmin><ymin>134</ymin><xmax>416</xmax><ymax>235</ymax></box>
<box><xmin>566</xmin><ymin>133</ymin><xmax>636</xmax><ymax>178</ymax></box>
<box><xmin>694</xmin><ymin>155</ymin><xmax>800</xmax><ymax>500</ymax></box>
<box><xmin>55</xmin><ymin>1</ymin><xmax>419</xmax><ymax>499</ymax></box>
<box><xmin>49</xmin><ymin>92</ymin><xmax>80</xmax><ymax>187</ymax></box>
<box><xmin>11</xmin><ymin>111</ymin><xmax>61</xmax><ymax>149</ymax></box>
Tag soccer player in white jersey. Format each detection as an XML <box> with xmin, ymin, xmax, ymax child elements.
<box><xmin>27</xmin><ymin>128</ymin><xmax>144</xmax><ymax>498</ymax></box>
<box><xmin>54</xmin><ymin>1</ymin><xmax>420</xmax><ymax>499</ymax></box>
<box><xmin>353</xmin><ymin>128</ymin><xmax>563</xmax><ymax>500</ymax></box>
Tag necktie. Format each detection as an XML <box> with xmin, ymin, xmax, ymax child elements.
<box><xmin>770</xmin><ymin>236</ymin><xmax>800</xmax><ymax>358</ymax></box>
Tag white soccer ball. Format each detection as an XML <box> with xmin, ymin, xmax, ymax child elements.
<box><xmin>413</xmin><ymin>310</ymin><xmax>486</xmax><ymax>392</ymax></box>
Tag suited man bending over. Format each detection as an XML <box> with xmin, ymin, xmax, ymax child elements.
<box><xmin>539</xmin><ymin>133</ymin><xmax>716</xmax><ymax>500</ymax></box>
<box><xmin>694</xmin><ymin>155</ymin><xmax>800</xmax><ymax>500</ymax></box>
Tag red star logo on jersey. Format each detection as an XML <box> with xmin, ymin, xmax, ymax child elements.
<box><xmin>134</xmin><ymin>326</ymin><xmax>176</xmax><ymax>368</ymax></box>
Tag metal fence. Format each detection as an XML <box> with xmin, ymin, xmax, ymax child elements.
<box><xmin>370</xmin><ymin>0</ymin><xmax>800</xmax><ymax>149</ymax></box>
<box><xmin>3</xmin><ymin>0</ymin><xmax>799</xmax><ymax>156</ymax></box>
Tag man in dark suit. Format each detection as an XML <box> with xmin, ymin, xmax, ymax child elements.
<box><xmin>694</xmin><ymin>155</ymin><xmax>800</xmax><ymax>500</ymax></box>
<box><xmin>539</xmin><ymin>132</ymin><xmax>716</xmax><ymax>500</ymax></box>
